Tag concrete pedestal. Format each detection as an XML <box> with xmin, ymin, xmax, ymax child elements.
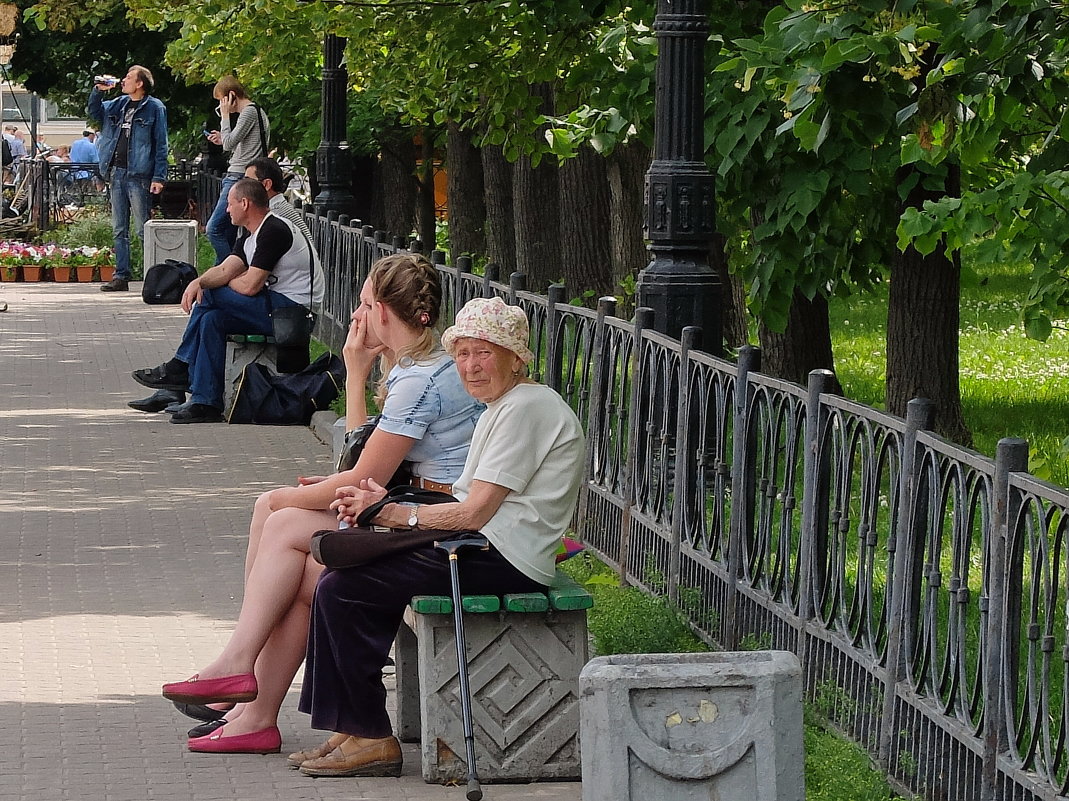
<box><xmin>143</xmin><ymin>219</ymin><xmax>198</xmax><ymax>272</ymax></box>
<box><xmin>580</xmin><ymin>652</ymin><xmax>804</xmax><ymax>801</ymax></box>
<box><xmin>396</xmin><ymin>603</ymin><xmax>588</xmax><ymax>783</ymax></box>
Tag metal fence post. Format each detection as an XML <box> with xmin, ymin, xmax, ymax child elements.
<box><xmin>668</xmin><ymin>326</ymin><xmax>702</xmax><ymax>605</ymax></box>
<box><xmin>509</xmin><ymin>272</ymin><xmax>525</xmax><ymax>307</ymax></box>
<box><xmin>724</xmin><ymin>345</ymin><xmax>760</xmax><ymax>648</ymax></box>
<box><xmin>545</xmin><ymin>284</ymin><xmax>567</xmax><ymax>393</ymax></box>
<box><xmin>798</xmin><ymin>369</ymin><xmax>837</xmax><ymax>622</ymax></box>
<box><xmin>483</xmin><ymin>263</ymin><xmax>499</xmax><ymax>298</ymax></box>
<box><xmin>619</xmin><ymin>308</ymin><xmax>655</xmax><ymax>584</ymax></box>
<box><xmin>981</xmin><ymin>437</ymin><xmax>1028</xmax><ymax>801</ymax></box>
<box><xmin>576</xmin><ymin>296</ymin><xmax>618</xmax><ymax>544</ymax></box>
<box><xmin>877</xmin><ymin>397</ymin><xmax>935</xmax><ymax>767</ymax></box>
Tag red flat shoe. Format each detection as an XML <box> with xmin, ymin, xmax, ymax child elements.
<box><xmin>162</xmin><ymin>673</ymin><xmax>257</xmax><ymax>704</ymax></box>
<box><xmin>188</xmin><ymin>724</ymin><xmax>282</xmax><ymax>755</ymax></box>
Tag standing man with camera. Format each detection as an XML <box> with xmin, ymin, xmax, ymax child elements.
<box><xmin>88</xmin><ymin>66</ymin><xmax>169</xmax><ymax>292</ymax></box>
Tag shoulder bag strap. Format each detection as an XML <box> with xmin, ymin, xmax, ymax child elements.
<box><xmin>251</xmin><ymin>104</ymin><xmax>268</xmax><ymax>157</ymax></box>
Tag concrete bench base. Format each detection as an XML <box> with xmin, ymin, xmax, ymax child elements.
<box><xmin>395</xmin><ymin>585</ymin><xmax>590</xmax><ymax>784</ymax></box>
<box><xmin>223</xmin><ymin>335</ymin><xmax>279</xmax><ymax>413</ymax></box>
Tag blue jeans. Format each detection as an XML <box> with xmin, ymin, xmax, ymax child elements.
<box><xmin>174</xmin><ymin>286</ymin><xmax>300</xmax><ymax>409</ymax></box>
<box><xmin>109</xmin><ymin>167</ymin><xmax>152</xmax><ymax>281</ymax></box>
<box><xmin>206</xmin><ymin>174</ymin><xmax>240</xmax><ymax>264</ymax></box>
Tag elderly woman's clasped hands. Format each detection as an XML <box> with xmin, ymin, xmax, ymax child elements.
<box><xmin>330</xmin><ymin>479</ymin><xmax>389</xmax><ymax>527</ymax></box>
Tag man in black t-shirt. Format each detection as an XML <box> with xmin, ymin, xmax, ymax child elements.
<box><xmin>128</xmin><ymin>178</ymin><xmax>318</xmax><ymax>423</ymax></box>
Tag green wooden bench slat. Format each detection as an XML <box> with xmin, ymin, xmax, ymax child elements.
<box><xmin>548</xmin><ymin>574</ymin><xmax>594</xmax><ymax>611</ymax></box>
<box><xmin>226</xmin><ymin>334</ymin><xmax>276</xmax><ymax>344</ymax></box>
<box><xmin>462</xmin><ymin>595</ymin><xmax>500</xmax><ymax>613</ymax></box>
<box><xmin>410</xmin><ymin>571</ymin><xmax>592</xmax><ymax>614</ymax></box>
<box><xmin>410</xmin><ymin>595</ymin><xmax>453</xmax><ymax>614</ymax></box>
<box><xmin>504</xmin><ymin>593</ymin><xmax>550</xmax><ymax>613</ymax></box>
<box><xmin>410</xmin><ymin>594</ymin><xmax>501</xmax><ymax>614</ymax></box>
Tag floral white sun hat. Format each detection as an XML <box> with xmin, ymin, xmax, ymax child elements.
<box><xmin>442</xmin><ymin>297</ymin><xmax>535</xmax><ymax>364</ymax></box>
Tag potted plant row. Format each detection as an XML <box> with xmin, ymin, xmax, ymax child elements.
<box><xmin>0</xmin><ymin>241</ymin><xmax>116</xmax><ymax>282</ymax></box>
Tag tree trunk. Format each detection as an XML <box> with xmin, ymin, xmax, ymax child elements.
<box><xmin>758</xmin><ymin>288</ymin><xmax>840</xmax><ymax>391</ymax></box>
<box><xmin>512</xmin><ymin>82</ymin><xmax>560</xmax><ymax>291</ymax></box>
<box><xmin>711</xmin><ymin>231</ymin><xmax>749</xmax><ymax>351</ymax></box>
<box><xmin>887</xmin><ymin>164</ymin><xmax>970</xmax><ymax>443</ymax></box>
<box><xmin>446</xmin><ymin>121</ymin><xmax>486</xmax><ymax>263</ymax></box>
<box><xmin>371</xmin><ymin>132</ymin><xmax>416</xmax><ymax>238</ymax></box>
<box><xmin>558</xmin><ymin>145</ymin><xmax>612</xmax><ymax>300</ymax></box>
<box><xmin>417</xmin><ymin>126</ymin><xmax>437</xmax><ymax>252</ymax></box>
<box><xmin>482</xmin><ymin>141</ymin><xmax>515</xmax><ymax>270</ymax></box>
<box><xmin>607</xmin><ymin>140</ymin><xmax>650</xmax><ymax>308</ymax></box>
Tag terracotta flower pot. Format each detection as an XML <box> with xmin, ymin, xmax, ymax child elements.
<box><xmin>22</xmin><ymin>265</ymin><xmax>44</xmax><ymax>282</ymax></box>
<box><xmin>0</xmin><ymin>267</ymin><xmax>17</xmax><ymax>282</ymax></box>
<box><xmin>53</xmin><ymin>266</ymin><xmax>74</xmax><ymax>283</ymax></box>
<box><xmin>97</xmin><ymin>265</ymin><xmax>115</xmax><ymax>282</ymax></box>
<box><xmin>76</xmin><ymin>265</ymin><xmax>95</xmax><ymax>282</ymax></box>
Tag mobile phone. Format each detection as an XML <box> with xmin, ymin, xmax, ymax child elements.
<box><xmin>202</xmin><ymin>130</ymin><xmax>211</xmax><ymax>137</ymax></box>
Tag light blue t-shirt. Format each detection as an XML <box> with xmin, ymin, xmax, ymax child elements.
<box><xmin>378</xmin><ymin>352</ymin><xmax>483</xmax><ymax>485</ymax></box>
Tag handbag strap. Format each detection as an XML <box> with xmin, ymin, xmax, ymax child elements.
<box><xmin>355</xmin><ymin>486</ymin><xmax>457</xmax><ymax>528</ymax></box>
<box><xmin>250</xmin><ymin>103</ymin><xmax>268</xmax><ymax>158</ymax></box>
<box><xmin>262</xmin><ymin>220</ymin><xmax>316</xmax><ymax>317</ymax></box>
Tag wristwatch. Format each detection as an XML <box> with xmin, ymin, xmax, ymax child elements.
<box><xmin>407</xmin><ymin>505</ymin><xmax>420</xmax><ymax>529</ymax></box>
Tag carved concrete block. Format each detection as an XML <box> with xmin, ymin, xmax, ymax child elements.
<box><xmin>397</xmin><ymin>605</ymin><xmax>587</xmax><ymax>783</ymax></box>
<box><xmin>143</xmin><ymin>219</ymin><xmax>198</xmax><ymax>271</ymax></box>
<box><xmin>580</xmin><ymin>652</ymin><xmax>804</xmax><ymax>801</ymax></box>
<box><xmin>222</xmin><ymin>336</ymin><xmax>278</xmax><ymax>414</ymax></box>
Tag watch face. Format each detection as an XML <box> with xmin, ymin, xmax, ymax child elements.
<box><xmin>408</xmin><ymin>507</ymin><xmax>418</xmax><ymax>527</ymax></box>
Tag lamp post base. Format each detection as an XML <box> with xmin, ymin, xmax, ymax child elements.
<box><xmin>637</xmin><ymin>254</ymin><xmax>722</xmax><ymax>354</ymax></box>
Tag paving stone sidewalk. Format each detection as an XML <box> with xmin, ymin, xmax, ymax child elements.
<box><xmin>0</xmin><ymin>283</ymin><xmax>581</xmax><ymax>801</ymax></box>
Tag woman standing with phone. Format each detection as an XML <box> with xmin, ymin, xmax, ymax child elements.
<box><xmin>204</xmin><ymin>76</ymin><xmax>270</xmax><ymax>262</ymax></box>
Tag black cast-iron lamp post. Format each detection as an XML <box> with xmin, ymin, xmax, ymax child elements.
<box><xmin>315</xmin><ymin>33</ymin><xmax>355</xmax><ymax>216</ymax></box>
<box><xmin>638</xmin><ymin>0</ymin><xmax>722</xmax><ymax>354</ymax></box>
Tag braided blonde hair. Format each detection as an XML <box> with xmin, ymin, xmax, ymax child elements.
<box><xmin>368</xmin><ymin>253</ymin><xmax>443</xmax><ymax>406</ymax></box>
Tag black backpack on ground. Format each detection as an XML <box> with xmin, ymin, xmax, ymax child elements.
<box><xmin>142</xmin><ymin>259</ymin><xmax>197</xmax><ymax>304</ymax></box>
<box><xmin>226</xmin><ymin>353</ymin><xmax>344</xmax><ymax>425</ymax></box>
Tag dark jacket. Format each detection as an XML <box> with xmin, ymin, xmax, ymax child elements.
<box><xmin>88</xmin><ymin>88</ymin><xmax>169</xmax><ymax>182</ymax></box>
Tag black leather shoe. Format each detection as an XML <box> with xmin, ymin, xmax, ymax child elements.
<box><xmin>128</xmin><ymin>389</ymin><xmax>185</xmax><ymax>413</ymax></box>
<box><xmin>173</xmin><ymin>700</ymin><xmax>230</xmax><ymax>723</ymax></box>
<box><xmin>100</xmin><ymin>278</ymin><xmax>129</xmax><ymax>292</ymax></box>
<box><xmin>165</xmin><ymin>399</ymin><xmax>191</xmax><ymax>414</ymax></box>
<box><xmin>188</xmin><ymin>719</ymin><xmax>227</xmax><ymax>739</ymax></box>
<box><xmin>171</xmin><ymin>403</ymin><xmax>223</xmax><ymax>424</ymax></box>
<box><xmin>132</xmin><ymin>363</ymin><xmax>190</xmax><ymax>392</ymax></box>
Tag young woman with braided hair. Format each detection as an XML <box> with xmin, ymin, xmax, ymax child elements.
<box><xmin>161</xmin><ymin>253</ymin><xmax>483</xmax><ymax>755</ymax></box>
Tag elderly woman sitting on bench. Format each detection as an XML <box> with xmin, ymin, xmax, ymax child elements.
<box><xmin>290</xmin><ymin>297</ymin><xmax>586</xmax><ymax>778</ymax></box>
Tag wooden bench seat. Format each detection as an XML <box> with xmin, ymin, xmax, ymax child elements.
<box><xmin>395</xmin><ymin>571</ymin><xmax>592</xmax><ymax>785</ymax></box>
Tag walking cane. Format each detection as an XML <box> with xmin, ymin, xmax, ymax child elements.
<box><xmin>436</xmin><ymin>534</ymin><xmax>490</xmax><ymax>801</ymax></box>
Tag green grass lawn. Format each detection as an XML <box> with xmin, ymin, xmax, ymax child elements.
<box><xmin>829</xmin><ymin>260</ymin><xmax>1069</xmax><ymax>488</ymax></box>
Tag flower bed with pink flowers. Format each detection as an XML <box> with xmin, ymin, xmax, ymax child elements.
<box><xmin>0</xmin><ymin>240</ymin><xmax>116</xmax><ymax>282</ymax></box>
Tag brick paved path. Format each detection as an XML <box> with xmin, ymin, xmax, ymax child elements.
<box><xmin>0</xmin><ymin>283</ymin><xmax>581</xmax><ymax>801</ymax></box>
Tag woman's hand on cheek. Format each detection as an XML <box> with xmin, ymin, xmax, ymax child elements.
<box><xmin>342</xmin><ymin>316</ymin><xmax>386</xmax><ymax>379</ymax></box>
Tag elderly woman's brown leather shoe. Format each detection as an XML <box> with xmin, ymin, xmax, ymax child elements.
<box><xmin>298</xmin><ymin>735</ymin><xmax>402</xmax><ymax>777</ymax></box>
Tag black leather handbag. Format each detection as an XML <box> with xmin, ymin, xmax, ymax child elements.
<box><xmin>310</xmin><ymin>487</ymin><xmax>461</xmax><ymax>569</ymax></box>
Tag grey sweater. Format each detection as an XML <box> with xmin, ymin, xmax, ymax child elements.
<box><xmin>221</xmin><ymin>103</ymin><xmax>269</xmax><ymax>174</ymax></box>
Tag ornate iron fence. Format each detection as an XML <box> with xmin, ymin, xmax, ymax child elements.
<box><xmin>281</xmin><ymin>194</ymin><xmax>1069</xmax><ymax>801</ymax></box>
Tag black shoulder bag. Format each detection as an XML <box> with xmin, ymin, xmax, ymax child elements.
<box><xmin>336</xmin><ymin>415</ymin><xmax>414</xmax><ymax>487</ymax></box>
<box><xmin>310</xmin><ymin>486</ymin><xmax>461</xmax><ymax>569</ymax></box>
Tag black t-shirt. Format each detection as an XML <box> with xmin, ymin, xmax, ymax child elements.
<box><xmin>112</xmin><ymin>99</ymin><xmax>143</xmax><ymax>169</ymax></box>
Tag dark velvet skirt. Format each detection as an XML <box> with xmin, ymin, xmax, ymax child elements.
<box><xmin>299</xmin><ymin>540</ymin><xmax>545</xmax><ymax>737</ymax></box>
